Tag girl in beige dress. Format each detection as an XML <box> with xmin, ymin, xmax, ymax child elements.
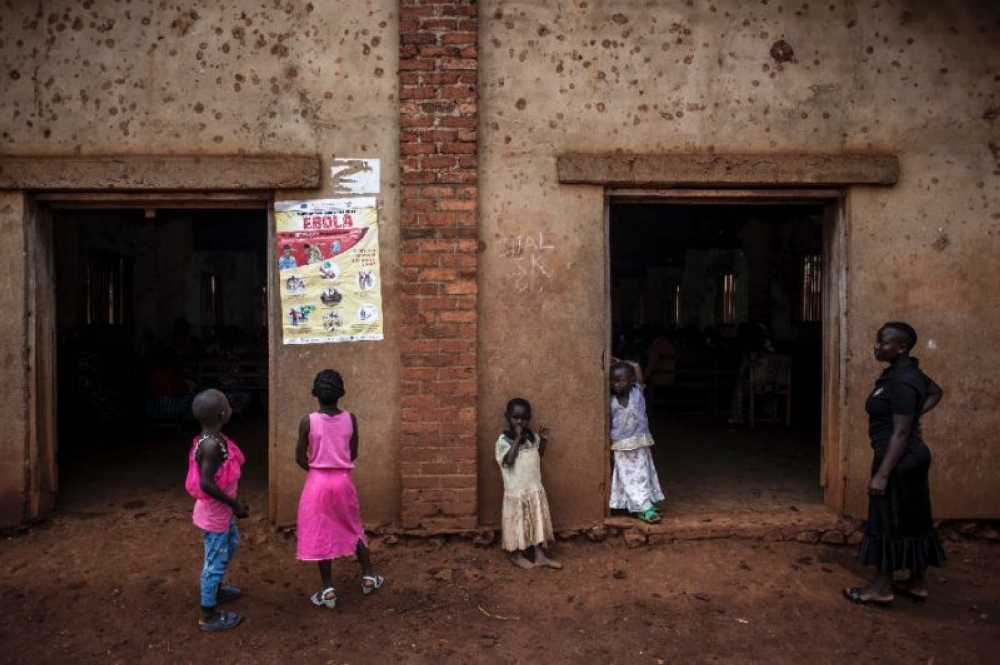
<box><xmin>495</xmin><ymin>398</ymin><xmax>562</xmax><ymax>570</ymax></box>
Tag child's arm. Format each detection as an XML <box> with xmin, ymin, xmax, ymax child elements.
<box><xmin>295</xmin><ymin>416</ymin><xmax>311</xmax><ymax>471</ymax></box>
<box><xmin>349</xmin><ymin>413</ymin><xmax>359</xmax><ymax>461</ymax></box>
<box><xmin>198</xmin><ymin>437</ymin><xmax>249</xmax><ymax>518</ymax></box>
<box><xmin>627</xmin><ymin>360</ymin><xmax>645</xmax><ymax>386</ymax></box>
<box><xmin>537</xmin><ymin>425</ymin><xmax>550</xmax><ymax>456</ymax></box>
<box><xmin>501</xmin><ymin>427</ymin><xmax>526</xmax><ymax>466</ymax></box>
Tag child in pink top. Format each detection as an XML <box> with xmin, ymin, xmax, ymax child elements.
<box><xmin>296</xmin><ymin>369</ymin><xmax>384</xmax><ymax>608</ymax></box>
<box><xmin>183</xmin><ymin>389</ymin><xmax>249</xmax><ymax>633</ymax></box>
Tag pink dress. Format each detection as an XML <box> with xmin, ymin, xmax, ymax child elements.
<box><xmin>296</xmin><ymin>411</ymin><xmax>369</xmax><ymax>561</ymax></box>
<box><xmin>184</xmin><ymin>434</ymin><xmax>245</xmax><ymax>533</ymax></box>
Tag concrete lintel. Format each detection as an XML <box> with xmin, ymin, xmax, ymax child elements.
<box><xmin>558</xmin><ymin>153</ymin><xmax>899</xmax><ymax>187</ymax></box>
<box><xmin>0</xmin><ymin>154</ymin><xmax>322</xmax><ymax>190</ymax></box>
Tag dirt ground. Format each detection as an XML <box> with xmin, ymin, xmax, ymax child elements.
<box><xmin>1</xmin><ymin>419</ymin><xmax>998</xmax><ymax>663</ymax></box>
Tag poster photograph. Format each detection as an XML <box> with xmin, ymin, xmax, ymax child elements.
<box><xmin>274</xmin><ymin>197</ymin><xmax>384</xmax><ymax>344</ymax></box>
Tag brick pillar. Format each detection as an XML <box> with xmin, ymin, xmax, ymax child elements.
<box><xmin>398</xmin><ymin>0</ymin><xmax>479</xmax><ymax>530</ymax></box>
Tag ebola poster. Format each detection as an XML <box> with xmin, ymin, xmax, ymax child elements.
<box><xmin>274</xmin><ymin>197</ymin><xmax>383</xmax><ymax>344</ymax></box>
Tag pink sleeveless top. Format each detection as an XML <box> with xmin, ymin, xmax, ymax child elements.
<box><xmin>185</xmin><ymin>434</ymin><xmax>245</xmax><ymax>533</ymax></box>
<box><xmin>307</xmin><ymin>411</ymin><xmax>354</xmax><ymax>469</ymax></box>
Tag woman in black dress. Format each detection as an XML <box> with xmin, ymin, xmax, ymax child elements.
<box><xmin>844</xmin><ymin>321</ymin><xmax>946</xmax><ymax>605</ymax></box>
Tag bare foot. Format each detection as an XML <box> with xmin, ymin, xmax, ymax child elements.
<box><xmin>510</xmin><ymin>553</ymin><xmax>537</xmax><ymax>570</ymax></box>
<box><xmin>534</xmin><ymin>551</ymin><xmax>563</xmax><ymax>569</ymax></box>
<box><xmin>893</xmin><ymin>579</ymin><xmax>929</xmax><ymax>600</ymax></box>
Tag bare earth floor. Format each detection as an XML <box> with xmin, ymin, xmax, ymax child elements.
<box><xmin>1</xmin><ymin>418</ymin><xmax>997</xmax><ymax>663</ymax></box>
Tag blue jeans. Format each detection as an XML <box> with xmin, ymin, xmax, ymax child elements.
<box><xmin>200</xmin><ymin>519</ymin><xmax>240</xmax><ymax>608</ymax></box>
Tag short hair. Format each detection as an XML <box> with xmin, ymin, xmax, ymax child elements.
<box><xmin>191</xmin><ymin>389</ymin><xmax>226</xmax><ymax>425</ymax></box>
<box><xmin>312</xmin><ymin>369</ymin><xmax>345</xmax><ymax>404</ymax></box>
<box><xmin>881</xmin><ymin>321</ymin><xmax>918</xmax><ymax>349</ymax></box>
<box><xmin>505</xmin><ymin>397</ymin><xmax>532</xmax><ymax>416</ymax></box>
<box><xmin>610</xmin><ymin>361</ymin><xmax>636</xmax><ymax>378</ymax></box>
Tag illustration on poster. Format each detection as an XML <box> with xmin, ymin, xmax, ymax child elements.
<box><xmin>357</xmin><ymin>270</ymin><xmax>376</xmax><ymax>291</ymax></box>
<box><xmin>285</xmin><ymin>275</ymin><xmax>306</xmax><ymax>293</ymax></box>
<box><xmin>279</xmin><ymin>244</ymin><xmax>298</xmax><ymax>270</ymax></box>
<box><xmin>319</xmin><ymin>261</ymin><xmax>340</xmax><ymax>280</ymax></box>
<box><xmin>358</xmin><ymin>304</ymin><xmax>378</xmax><ymax>322</ymax></box>
<box><xmin>320</xmin><ymin>288</ymin><xmax>342</xmax><ymax>306</ymax></box>
<box><xmin>323</xmin><ymin>311</ymin><xmax>342</xmax><ymax>332</ymax></box>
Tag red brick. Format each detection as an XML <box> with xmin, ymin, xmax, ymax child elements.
<box><xmin>401</xmin><ymin>366</ymin><xmax>439</xmax><ymax>381</ymax></box>
<box><xmin>399</xmin><ymin>339</ymin><xmax>440</xmax><ymax>354</ymax></box>
<box><xmin>440</xmin><ymin>141</ymin><xmax>477</xmax><ymax>154</ymax></box>
<box><xmin>437</xmin><ymin>172</ymin><xmax>477</xmax><ymax>184</ymax></box>
<box><xmin>422</xmin><ymin>212</ymin><xmax>458</xmax><ymax>226</ymax></box>
<box><xmin>418</xmin><ymin>45</ymin><xmax>461</xmax><ymax>58</ymax></box>
<box><xmin>439</xmin><ymin>339</ymin><xmax>474</xmax><ymax>353</ymax></box>
<box><xmin>399</xmin><ymin>5</ymin><xmax>435</xmax><ymax>18</ymax></box>
<box><xmin>422</xmin><ymin>18</ymin><xmax>458</xmax><ymax>30</ymax></box>
<box><xmin>421</xmin><ymin>462</ymin><xmax>458</xmax><ymax>475</ymax></box>
<box><xmin>419</xmin><ymin>99</ymin><xmax>458</xmax><ymax>113</ymax></box>
<box><xmin>440</xmin><ymin>310</ymin><xmax>476</xmax><ymax>323</ymax></box>
<box><xmin>438</xmin><ymin>116</ymin><xmax>477</xmax><ymax>128</ymax></box>
<box><xmin>399</xmin><ymin>254</ymin><xmax>438</xmax><ymax>268</ymax></box>
<box><xmin>442</xmin><ymin>281</ymin><xmax>477</xmax><ymax>295</ymax></box>
<box><xmin>400</xmin><ymin>172</ymin><xmax>437</xmax><ymax>185</ymax></box>
<box><xmin>440</xmin><ymin>32</ymin><xmax>477</xmax><ymax>45</ymax></box>
<box><xmin>399</xmin><ymin>87</ymin><xmax>438</xmax><ymax>101</ymax></box>
<box><xmin>438</xmin><ymin>198</ymin><xmax>476</xmax><ymax>211</ymax></box>
<box><xmin>421</xmin><ymin>156</ymin><xmax>458</xmax><ymax>169</ymax></box>
<box><xmin>398</xmin><ymin>58</ymin><xmax>436</xmax><ymax>71</ymax></box>
<box><xmin>417</xmin><ymin>267</ymin><xmax>458</xmax><ymax>281</ymax></box>
<box><xmin>442</xmin><ymin>58</ymin><xmax>477</xmax><ymax>70</ymax></box>
<box><xmin>438</xmin><ymin>85</ymin><xmax>477</xmax><ymax>100</ymax></box>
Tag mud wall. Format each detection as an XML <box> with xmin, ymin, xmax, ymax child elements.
<box><xmin>0</xmin><ymin>1</ymin><xmax>401</xmax><ymax>525</ymax></box>
<box><xmin>476</xmin><ymin>0</ymin><xmax>1000</xmax><ymax>521</ymax></box>
<box><xmin>1</xmin><ymin>0</ymin><xmax>997</xmax><ymax>527</ymax></box>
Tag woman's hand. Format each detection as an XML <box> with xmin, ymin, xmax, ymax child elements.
<box><xmin>869</xmin><ymin>473</ymin><xmax>888</xmax><ymax>497</ymax></box>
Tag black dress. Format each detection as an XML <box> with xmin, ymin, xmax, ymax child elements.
<box><xmin>857</xmin><ymin>358</ymin><xmax>945</xmax><ymax>573</ymax></box>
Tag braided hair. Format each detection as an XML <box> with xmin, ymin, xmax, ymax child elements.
<box><xmin>312</xmin><ymin>369</ymin><xmax>345</xmax><ymax>405</ymax></box>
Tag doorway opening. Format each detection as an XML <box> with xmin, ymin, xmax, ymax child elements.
<box><xmin>609</xmin><ymin>200</ymin><xmax>832</xmax><ymax>521</ymax></box>
<box><xmin>50</xmin><ymin>206</ymin><xmax>269</xmax><ymax>514</ymax></box>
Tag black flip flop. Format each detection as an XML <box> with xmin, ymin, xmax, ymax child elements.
<box><xmin>843</xmin><ymin>587</ymin><xmax>892</xmax><ymax>607</ymax></box>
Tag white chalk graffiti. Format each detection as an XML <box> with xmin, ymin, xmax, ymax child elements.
<box><xmin>498</xmin><ymin>232</ymin><xmax>556</xmax><ymax>294</ymax></box>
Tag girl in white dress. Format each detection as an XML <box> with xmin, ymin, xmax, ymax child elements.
<box><xmin>609</xmin><ymin>360</ymin><xmax>665</xmax><ymax>523</ymax></box>
<box><xmin>495</xmin><ymin>398</ymin><xmax>562</xmax><ymax>570</ymax></box>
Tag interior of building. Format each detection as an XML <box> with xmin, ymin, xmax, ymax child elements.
<box><xmin>51</xmin><ymin>208</ymin><xmax>270</xmax><ymax>512</ymax></box>
<box><xmin>609</xmin><ymin>202</ymin><xmax>827</xmax><ymax>521</ymax></box>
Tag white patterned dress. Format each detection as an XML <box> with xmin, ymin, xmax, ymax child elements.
<box><xmin>496</xmin><ymin>432</ymin><xmax>554</xmax><ymax>552</ymax></box>
<box><xmin>609</xmin><ymin>385</ymin><xmax>665</xmax><ymax>512</ymax></box>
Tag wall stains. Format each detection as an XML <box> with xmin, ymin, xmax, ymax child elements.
<box><xmin>769</xmin><ymin>39</ymin><xmax>795</xmax><ymax>64</ymax></box>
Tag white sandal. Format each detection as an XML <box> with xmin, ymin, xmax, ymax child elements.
<box><xmin>362</xmin><ymin>574</ymin><xmax>384</xmax><ymax>595</ymax></box>
<box><xmin>310</xmin><ymin>587</ymin><xmax>337</xmax><ymax>609</ymax></box>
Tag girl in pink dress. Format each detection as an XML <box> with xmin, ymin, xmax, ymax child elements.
<box><xmin>296</xmin><ymin>369</ymin><xmax>384</xmax><ymax>608</ymax></box>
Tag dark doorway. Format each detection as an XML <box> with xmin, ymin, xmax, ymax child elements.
<box><xmin>52</xmin><ymin>208</ymin><xmax>269</xmax><ymax>513</ymax></box>
<box><xmin>609</xmin><ymin>202</ymin><xmax>826</xmax><ymax>520</ymax></box>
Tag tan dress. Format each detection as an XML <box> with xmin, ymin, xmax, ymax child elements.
<box><xmin>495</xmin><ymin>433</ymin><xmax>554</xmax><ymax>552</ymax></box>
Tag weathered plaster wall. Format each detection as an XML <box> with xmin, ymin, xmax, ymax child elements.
<box><xmin>0</xmin><ymin>1</ymin><xmax>401</xmax><ymax>525</ymax></box>
<box><xmin>0</xmin><ymin>193</ymin><xmax>27</xmax><ymax>525</ymax></box>
<box><xmin>477</xmin><ymin>1</ymin><xmax>999</xmax><ymax>521</ymax></box>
